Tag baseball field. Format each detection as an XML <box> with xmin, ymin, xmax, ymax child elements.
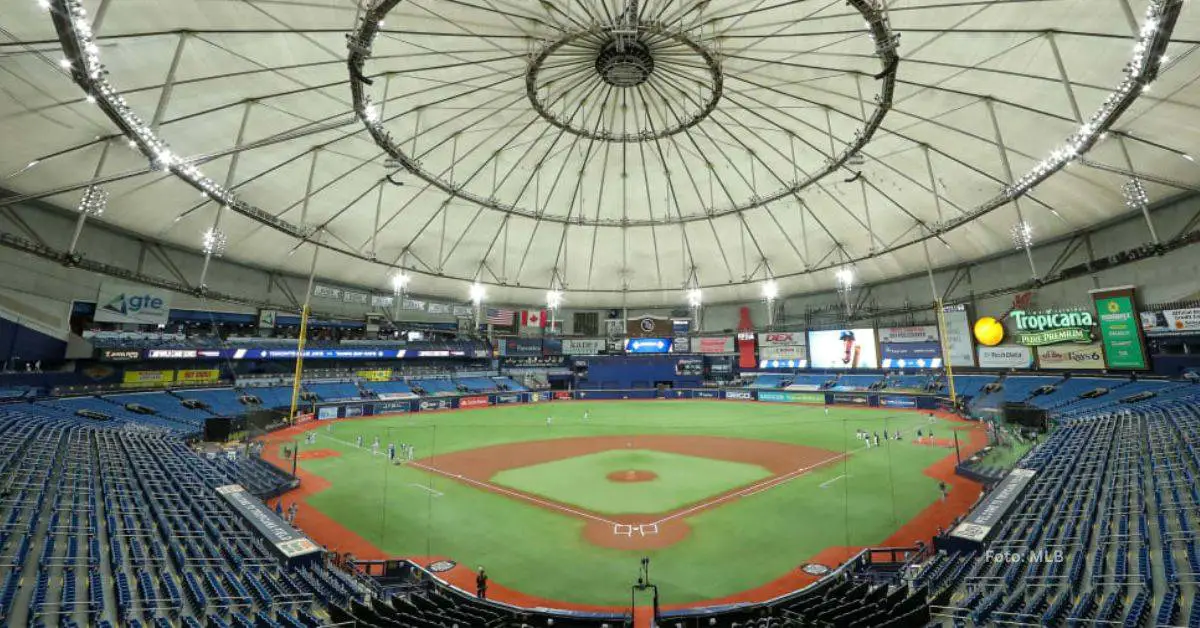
<box><xmin>266</xmin><ymin>400</ymin><xmax>985</xmax><ymax>609</ymax></box>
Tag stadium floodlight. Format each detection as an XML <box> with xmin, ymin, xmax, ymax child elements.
<box><xmin>391</xmin><ymin>271</ymin><xmax>410</xmax><ymax>295</ymax></box>
<box><xmin>77</xmin><ymin>185</ymin><xmax>107</xmax><ymax>216</ymax></box>
<box><xmin>687</xmin><ymin>288</ymin><xmax>702</xmax><ymax>308</ymax></box>
<box><xmin>546</xmin><ymin>290</ymin><xmax>563</xmax><ymax>310</ymax></box>
<box><xmin>762</xmin><ymin>280</ymin><xmax>779</xmax><ymax>301</ymax></box>
<box><xmin>201</xmin><ymin>227</ymin><xmax>227</xmax><ymax>257</ymax></box>
<box><xmin>469</xmin><ymin>282</ymin><xmax>486</xmax><ymax>304</ymax></box>
<box><xmin>835</xmin><ymin>267</ymin><xmax>855</xmax><ymax>292</ymax></box>
<box><xmin>1010</xmin><ymin>221</ymin><xmax>1034</xmax><ymax>250</ymax></box>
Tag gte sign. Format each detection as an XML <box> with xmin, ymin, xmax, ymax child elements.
<box><xmin>95</xmin><ymin>281</ymin><xmax>172</xmax><ymax>325</ymax></box>
<box><xmin>103</xmin><ymin>293</ymin><xmax>164</xmax><ymax>317</ymax></box>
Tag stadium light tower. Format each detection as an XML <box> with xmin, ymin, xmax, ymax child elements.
<box><xmin>835</xmin><ymin>266</ymin><xmax>855</xmax><ymax>318</ymax></box>
<box><xmin>390</xmin><ymin>270</ymin><xmax>409</xmax><ymax>319</ymax></box>
<box><xmin>469</xmin><ymin>281</ymin><xmax>485</xmax><ymax>330</ymax></box>
<box><xmin>762</xmin><ymin>279</ymin><xmax>779</xmax><ymax>328</ymax></box>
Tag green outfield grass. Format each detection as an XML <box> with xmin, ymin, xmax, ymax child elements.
<box><xmin>491</xmin><ymin>449</ymin><xmax>773</xmax><ymax>515</ymax></box>
<box><xmin>289</xmin><ymin>401</ymin><xmax>958</xmax><ymax>606</ymax></box>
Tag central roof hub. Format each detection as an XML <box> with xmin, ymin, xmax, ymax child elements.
<box><xmin>596</xmin><ymin>38</ymin><xmax>655</xmax><ymax>88</ymax></box>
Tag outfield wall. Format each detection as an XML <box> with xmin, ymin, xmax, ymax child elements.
<box><xmin>307</xmin><ymin>388</ymin><xmax>943</xmax><ymax>419</ymax></box>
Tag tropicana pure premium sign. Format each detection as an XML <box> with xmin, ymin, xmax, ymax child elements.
<box><xmin>1010</xmin><ymin>309</ymin><xmax>1095</xmax><ymax>346</ymax></box>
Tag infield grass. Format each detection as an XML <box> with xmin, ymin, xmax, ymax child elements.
<box><xmin>289</xmin><ymin>401</ymin><xmax>961</xmax><ymax>606</ymax></box>
<box><xmin>491</xmin><ymin>449</ymin><xmax>773</xmax><ymax>515</ymax></box>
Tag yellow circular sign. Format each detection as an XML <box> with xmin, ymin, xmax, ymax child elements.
<box><xmin>974</xmin><ymin>316</ymin><xmax>1005</xmax><ymax>347</ymax></box>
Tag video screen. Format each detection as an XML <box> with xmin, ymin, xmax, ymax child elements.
<box><xmin>807</xmin><ymin>329</ymin><xmax>879</xmax><ymax>369</ymax></box>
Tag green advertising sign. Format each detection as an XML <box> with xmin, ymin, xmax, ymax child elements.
<box><xmin>1092</xmin><ymin>290</ymin><xmax>1148</xmax><ymax>369</ymax></box>
<box><xmin>1012</xmin><ymin>327</ymin><xmax>1093</xmax><ymax>346</ymax></box>
<box><xmin>1009</xmin><ymin>309</ymin><xmax>1095</xmax><ymax>346</ymax></box>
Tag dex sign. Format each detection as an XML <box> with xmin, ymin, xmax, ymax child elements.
<box><xmin>94</xmin><ymin>281</ymin><xmax>172</xmax><ymax>325</ymax></box>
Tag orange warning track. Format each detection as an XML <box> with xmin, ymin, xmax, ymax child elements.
<box><xmin>259</xmin><ymin>407</ymin><xmax>987</xmax><ymax>613</ymax></box>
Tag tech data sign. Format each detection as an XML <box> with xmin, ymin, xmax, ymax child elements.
<box><xmin>94</xmin><ymin>281</ymin><xmax>172</xmax><ymax>325</ymax></box>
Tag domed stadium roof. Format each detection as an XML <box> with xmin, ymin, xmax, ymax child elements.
<box><xmin>0</xmin><ymin>0</ymin><xmax>1195</xmax><ymax>307</ymax></box>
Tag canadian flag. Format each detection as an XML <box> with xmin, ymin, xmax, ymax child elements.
<box><xmin>521</xmin><ymin>309</ymin><xmax>547</xmax><ymax>328</ymax></box>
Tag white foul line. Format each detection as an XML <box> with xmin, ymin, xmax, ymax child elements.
<box><xmin>819</xmin><ymin>474</ymin><xmax>849</xmax><ymax>489</ymax></box>
<box><xmin>647</xmin><ymin>446</ymin><xmax>864</xmax><ymax>527</ymax></box>
<box><xmin>408</xmin><ymin>461</ymin><xmax>620</xmax><ymax>526</ymax></box>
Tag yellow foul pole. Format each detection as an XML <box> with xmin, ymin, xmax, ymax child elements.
<box><xmin>288</xmin><ymin>242</ymin><xmax>320</xmax><ymax>425</ymax></box>
<box><xmin>935</xmin><ymin>298</ymin><xmax>957</xmax><ymax>405</ymax></box>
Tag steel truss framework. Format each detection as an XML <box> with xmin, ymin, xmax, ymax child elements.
<box><xmin>0</xmin><ymin>0</ymin><xmax>1190</xmax><ymax>306</ymax></box>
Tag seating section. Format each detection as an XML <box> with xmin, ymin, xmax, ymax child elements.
<box><xmin>245</xmin><ymin>387</ymin><xmax>300</xmax><ymax>409</ymax></box>
<box><xmin>659</xmin><ymin>574</ymin><xmax>931</xmax><ymax>627</ymax></box>
<box><xmin>998</xmin><ymin>375</ymin><xmax>1063</xmax><ymax>402</ymax></box>
<box><xmin>104</xmin><ymin>392</ymin><xmax>215</xmax><ymax>426</ymax></box>
<box><xmin>360</xmin><ymin>381</ymin><xmax>415</xmax><ymax>398</ymax></box>
<box><xmin>455</xmin><ymin>377</ymin><xmax>498</xmax><ymax>393</ymax></box>
<box><xmin>303</xmin><ymin>383</ymin><xmax>361</xmax><ymax>402</ymax></box>
<box><xmin>174</xmin><ymin>389</ymin><xmax>247</xmax><ymax>417</ymax></box>
<box><xmin>0</xmin><ymin>407</ymin><xmax>353</xmax><ymax>627</ymax></box>
<box><xmin>35</xmin><ymin>397</ymin><xmax>202</xmax><ymax>436</ymax></box>
<box><xmin>409</xmin><ymin>379</ymin><xmax>458</xmax><ymax>395</ymax></box>
<box><xmin>930</xmin><ymin>391</ymin><xmax>1200</xmax><ymax>626</ymax></box>
<box><xmin>750</xmin><ymin>374</ymin><xmax>789</xmax><ymax>388</ymax></box>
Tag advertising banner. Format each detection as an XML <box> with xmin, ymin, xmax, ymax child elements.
<box><xmin>831</xmin><ymin>393</ymin><xmax>869</xmax><ymax>405</ymax></box>
<box><xmin>459</xmin><ymin>396</ymin><xmax>490</xmax><ymax>409</ymax></box>
<box><xmin>101</xmin><ymin>349</ymin><xmax>142</xmax><ymax>362</ymax></box>
<box><xmin>1008</xmin><ymin>309</ymin><xmax>1095</xmax><ymax>346</ymax></box>
<box><xmin>554</xmin><ymin>391</ymin><xmax>573</xmax><ymax>400</ymax></box>
<box><xmin>1036</xmin><ymin>342</ymin><xmax>1106</xmax><ymax>370</ymax></box>
<box><xmin>756</xmin><ymin>332</ymin><xmax>806</xmax><ymax>347</ymax></box>
<box><xmin>257</xmin><ymin>309</ymin><xmax>278</xmax><ymax>329</ymax></box>
<box><xmin>312</xmin><ymin>284</ymin><xmax>342</xmax><ymax>300</ymax></box>
<box><xmin>880</xmin><ymin>396</ymin><xmax>918</xmax><ymax>408</ymax></box>
<box><xmin>1163</xmin><ymin>308</ymin><xmax>1200</xmax><ymax>332</ymax></box>
<box><xmin>495</xmin><ymin>394</ymin><xmax>522</xmax><ymax>404</ymax></box>
<box><xmin>627</xmin><ymin>315</ymin><xmax>672</xmax><ymax>337</ymax></box>
<box><xmin>316</xmin><ymin>407</ymin><xmax>338</xmax><ymax>420</ymax></box>
<box><xmin>146</xmin><ymin>349</ymin><xmax>199</xmax><ymax>359</ymax></box>
<box><xmin>758</xmin><ymin>391</ymin><xmax>825</xmax><ymax>404</ymax></box>
<box><xmin>672</xmin><ymin>336</ymin><xmax>691</xmax><ymax>353</ymax></box>
<box><xmin>371</xmin><ymin>400</ymin><xmax>411</xmax><ymax>415</ymax></box>
<box><xmin>696</xmin><ymin>337</ymin><xmax>735</xmax><ymax>354</ymax></box>
<box><xmin>356</xmin><ymin>369</ymin><xmax>393</xmax><ymax>382</ymax></box>
<box><xmin>95</xmin><ymin>281</ymin><xmax>172</xmax><ymax>325</ymax></box>
<box><xmin>215</xmin><ymin>485</ymin><xmax>321</xmax><ymax>561</ymax></box>
<box><xmin>977</xmin><ymin>345</ymin><xmax>1033</xmax><ymax>369</ymax></box>
<box><xmin>807</xmin><ymin>329</ymin><xmax>879</xmax><ymax>369</ymax></box>
<box><xmin>343</xmin><ymin>405</ymin><xmax>364</xmax><ymax>418</ymax></box>
<box><xmin>419</xmin><ymin>399</ymin><xmax>451</xmax><ymax>411</ymax></box>
<box><xmin>761</xmin><ymin>359</ymin><xmax>808</xmax><ymax>369</ymax></box>
<box><xmin>1090</xmin><ymin>286</ymin><xmax>1147</xmax><ymax>369</ymax></box>
<box><xmin>759</xmin><ymin>345</ymin><xmax>807</xmax><ymax>360</ymax></box>
<box><xmin>123</xmin><ymin>370</ymin><xmax>175</xmax><ymax>385</ymax></box>
<box><xmin>694</xmin><ymin>390</ymin><xmax>720</xmax><ymax>399</ymax></box>
<box><xmin>542</xmin><ymin>338</ymin><xmax>563</xmax><ymax>355</ymax></box>
<box><xmin>879</xmin><ymin>325</ymin><xmax>939</xmax><ymax>344</ymax></box>
<box><xmin>942</xmin><ymin>305</ymin><xmax>975</xmax><ymax>367</ymax></box>
<box><xmin>725</xmin><ymin>390</ymin><xmax>754</xmax><ymax>400</ymax></box>
<box><xmin>176</xmin><ymin>369</ymin><xmax>220</xmax><ymax>384</ymax></box>
<box><xmin>949</xmin><ymin>469</ymin><xmax>1036</xmax><ymax>543</ymax></box>
<box><xmin>562</xmin><ymin>338</ymin><xmax>606</xmax><ymax>355</ymax></box>
<box><xmin>625</xmin><ymin>338</ymin><xmax>672</xmax><ymax>353</ymax></box>
<box><xmin>502</xmin><ymin>338</ymin><xmax>543</xmax><ymax>357</ymax></box>
<box><xmin>879</xmin><ymin>342</ymin><xmax>942</xmax><ymax>360</ymax></box>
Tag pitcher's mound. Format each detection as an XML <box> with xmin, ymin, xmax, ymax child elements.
<box><xmin>606</xmin><ymin>470</ymin><xmax>658</xmax><ymax>483</ymax></box>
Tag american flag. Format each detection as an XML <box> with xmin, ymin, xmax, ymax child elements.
<box><xmin>485</xmin><ymin>308</ymin><xmax>515</xmax><ymax>325</ymax></box>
